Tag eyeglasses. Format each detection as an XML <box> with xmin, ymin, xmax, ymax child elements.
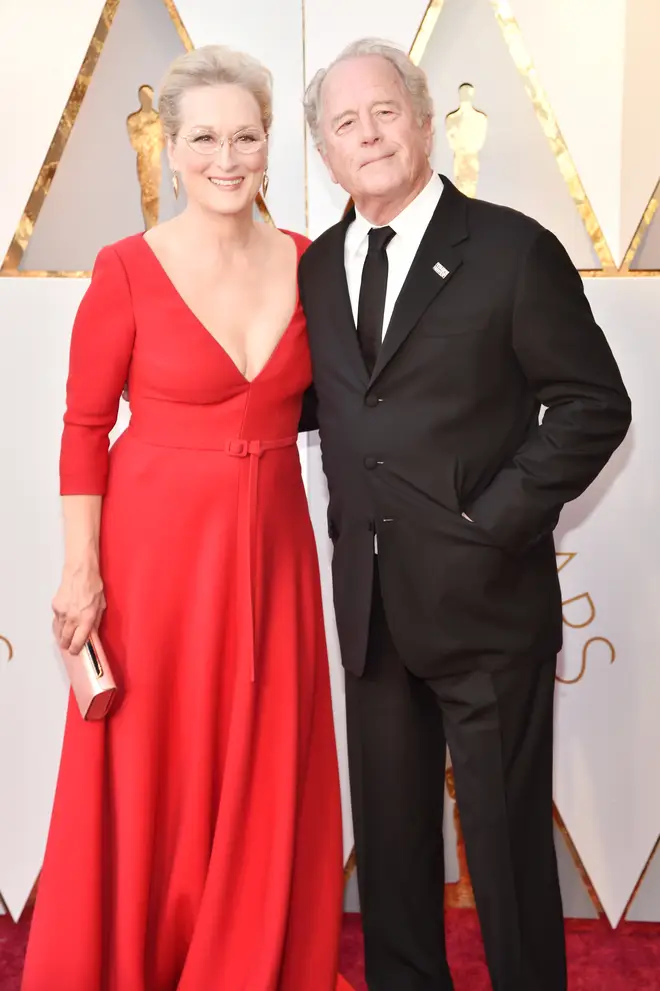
<box><xmin>183</xmin><ymin>127</ymin><xmax>267</xmax><ymax>157</ymax></box>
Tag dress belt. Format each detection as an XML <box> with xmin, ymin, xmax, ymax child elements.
<box><xmin>224</xmin><ymin>437</ymin><xmax>298</xmax><ymax>682</ymax></box>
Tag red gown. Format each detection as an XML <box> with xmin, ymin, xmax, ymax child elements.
<box><xmin>22</xmin><ymin>231</ymin><xmax>345</xmax><ymax>991</ymax></box>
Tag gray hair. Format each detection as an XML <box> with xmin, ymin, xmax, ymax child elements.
<box><xmin>303</xmin><ymin>38</ymin><xmax>434</xmax><ymax>146</ymax></box>
<box><xmin>159</xmin><ymin>44</ymin><xmax>273</xmax><ymax>140</ymax></box>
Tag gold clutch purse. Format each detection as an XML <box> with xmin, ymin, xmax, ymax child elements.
<box><xmin>60</xmin><ymin>631</ymin><xmax>117</xmax><ymax>720</ymax></box>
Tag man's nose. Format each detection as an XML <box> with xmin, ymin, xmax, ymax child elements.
<box><xmin>359</xmin><ymin>115</ymin><xmax>381</xmax><ymax>144</ymax></box>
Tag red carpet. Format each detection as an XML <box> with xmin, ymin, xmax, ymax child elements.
<box><xmin>339</xmin><ymin>911</ymin><xmax>660</xmax><ymax>990</ymax></box>
<box><xmin>2</xmin><ymin>909</ymin><xmax>660</xmax><ymax>988</ymax></box>
<box><xmin>0</xmin><ymin>911</ymin><xmax>29</xmax><ymax>991</ymax></box>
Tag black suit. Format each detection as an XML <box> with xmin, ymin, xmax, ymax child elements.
<box><xmin>298</xmin><ymin>178</ymin><xmax>631</xmax><ymax>991</ymax></box>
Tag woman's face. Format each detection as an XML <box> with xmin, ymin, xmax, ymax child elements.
<box><xmin>169</xmin><ymin>83</ymin><xmax>267</xmax><ymax>216</ymax></box>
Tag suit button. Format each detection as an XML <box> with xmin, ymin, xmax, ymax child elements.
<box><xmin>364</xmin><ymin>456</ymin><xmax>377</xmax><ymax>470</ymax></box>
<box><xmin>365</xmin><ymin>394</ymin><xmax>379</xmax><ymax>407</ymax></box>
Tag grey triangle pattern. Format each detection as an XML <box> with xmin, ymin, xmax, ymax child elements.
<box><xmin>630</xmin><ymin>198</ymin><xmax>660</xmax><ymax>270</ymax></box>
<box><xmin>20</xmin><ymin>0</ymin><xmax>186</xmax><ymax>273</ymax></box>
<box><xmin>421</xmin><ymin>0</ymin><xmax>601</xmax><ymax>271</ymax></box>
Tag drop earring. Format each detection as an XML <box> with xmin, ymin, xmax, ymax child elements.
<box><xmin>172</xmin><ymin>171</ymin><xmax>180</xmax><ymax>199</ymax></box>
<box><xmin>262</xmin><ymin>168</ymin><xmax>269</xmax><ymax>198</ymax></box>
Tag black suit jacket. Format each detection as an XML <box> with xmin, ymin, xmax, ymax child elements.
<box><xmin>298</xmin><ymin>177</ymin><xmax>631</xmax><ymax>678</ymax></box>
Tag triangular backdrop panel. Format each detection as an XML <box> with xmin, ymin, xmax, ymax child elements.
<box><xmin>554</xmin><ymin>823</ymin><xmax>599</xmax><ymax>919</ymax></box>
<box><xmin>626</xmin><ymin>842</ymin><xmax>660</xmax><ymax>921</ymax></box>
<box><xmin>20</xmin><ymin>0</ymin><xmax>186</xmax><ymax>273</ymax></box>
<box><xmin>630</xmin><ymin>195</ymin><xmax>660</xmax><ymax>270</ymax></box>
<box><xmin>422</xmin><ymin>0</ymin><xmax>600</xmax><ymax>270</ymax></box>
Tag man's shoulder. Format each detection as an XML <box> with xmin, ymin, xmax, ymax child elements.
<box><xmin>299</xmin><ymin>219</ymin><xmax>345</xmax><ymax>274</ymax></box>
<box><xmin>468</xmin><ymin>194</ymin><xmax>545</xmax><ymax>244</ymax></box>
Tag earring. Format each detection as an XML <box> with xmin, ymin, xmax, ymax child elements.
<box><xmin>172</xmin><ymin>171</ymin><xmax>180</xmax><ymax>199</ymax></box>
<box><xmin>262</xmin><ymin>168</ymin><xmax>269</xmax><ymax>198</ymax></box>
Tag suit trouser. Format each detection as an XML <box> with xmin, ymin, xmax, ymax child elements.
<box><xmin>345</xmin><ymin>565</ymin><xmax>567</xmax><ymax>991</ymax></box>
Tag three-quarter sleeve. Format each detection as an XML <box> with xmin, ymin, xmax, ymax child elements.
<box><xmin>59</xmin><ymin>245</ymin><xmax>136</xmax><ymax>495</ymax></box>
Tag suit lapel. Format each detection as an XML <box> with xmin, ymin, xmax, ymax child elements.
<box><xmin>370</xmin><ymin>177</ymin><xmax>469</xmax><ymax>385</ymax></box>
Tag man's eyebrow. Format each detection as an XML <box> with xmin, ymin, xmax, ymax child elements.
<box><xmin>330</xmin><ymin>100</ymin><xmax>400</xmax><ymax>128</ymax></box>
<box><xmin>330</xmin><ymin>109</ymin><xmax>356</xmax><ymax>127</ymax></box>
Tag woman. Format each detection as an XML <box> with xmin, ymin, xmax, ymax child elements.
<box><xmin>22</xmin><ymin>45</ymin><xmax>344</xmax><ymax>990</ymax></box>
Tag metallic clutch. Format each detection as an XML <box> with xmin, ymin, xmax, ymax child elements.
<box><xmin>60</xmin><ymin>631</ymin><xmax>117</xmax><ymax>720</ymax></box>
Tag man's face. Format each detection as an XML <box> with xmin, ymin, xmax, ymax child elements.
<box><xmin>318</xmin><ymin>55</ymin><xmax>432</xmax><ymax>204</ymax></box>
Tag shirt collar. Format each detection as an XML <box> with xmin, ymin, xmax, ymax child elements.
<box><xmin>346</xmin><ymin>172</ymin><xmax>444</xmax><ymax>258</ymax></box>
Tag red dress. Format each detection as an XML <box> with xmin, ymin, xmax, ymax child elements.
<box><xmin>22</xmin><ymin>231</ymin><xmax>345</xmax><ymax>991</ymax></box>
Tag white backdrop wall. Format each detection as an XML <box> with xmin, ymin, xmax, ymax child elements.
<box><xmin>1</xmin><ymin>0</ymin><xmax>659</xmax><ymax>928</ymax></box>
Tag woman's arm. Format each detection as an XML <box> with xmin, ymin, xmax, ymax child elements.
<box><xmin>53</xmin><ymin>496</ymin><xmax>104</xmax><ymax>653</ymax></box>
<box><xmin>54</xmin><ymin>245</ymin><xmax>135</xmax><ymax>653</ymax></box>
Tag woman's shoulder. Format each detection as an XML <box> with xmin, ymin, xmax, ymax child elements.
<box><xmin>277</xmin><ymin>228</ymin><xmax>313</xmax><ymax>257</ymax></box>
<box><xmin>89</xmin><ymin>233</ymin><xmax>149</xmax><ymax>278</ymax></box>
<box><xmin>100</xmin><ymin>232</ymin><xmax>146</xmax><ymax>261</ymax></box>
<box><xmin>84</xmin><ymin>235</ymin><xmax>149</xmax><ymax>294</ymax></box>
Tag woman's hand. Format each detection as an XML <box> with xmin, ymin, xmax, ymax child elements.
<box><xmin>52</xmin><ymin>563</ymin><xmax>106</xmax><ymax>655</ymax></box>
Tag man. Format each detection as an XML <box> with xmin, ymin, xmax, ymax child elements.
<box><xmin>298</xmin><ymin>38</ymin><xmax>631</xmax><ymax>991</ymax></box>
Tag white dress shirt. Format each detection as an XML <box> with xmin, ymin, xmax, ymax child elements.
<box><xmin>344</xmin><ymin>172</ymin><xmax>444</xmax><ymax>338</ymax></box>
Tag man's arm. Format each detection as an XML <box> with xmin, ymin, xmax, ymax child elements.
<box><xmin>296</xmin><ymin>254</ymin><xmax>319</xmax><ymax>434</ymax></box>
<box><xmin>467</xmin><ymin>228</ymin><xmax>632</xmax><ymax>552</ymax></box>
<box><xmin>298</xmin><ymin>384</ymin><xmax>318</xmax><ymax>433</ymax></box>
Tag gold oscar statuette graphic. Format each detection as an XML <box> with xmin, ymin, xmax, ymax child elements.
<box><xmin>0</xmin><ymin>635</ymin><xmax>14</xmax><ymax>661</ymax></box>
<box><xmin>445</xmin><ymin>83</ymin><xmax>488</xmax><ymax>199</ymax></box>
<box><xmin>126</xmin><ymin>85</ymin><xmax>165</xmax><ymax>230</ymax></box>
<box><xmin>406</xmin><ymin>0</ymin><xmax>660</xmax><ymax>276</ymax></box>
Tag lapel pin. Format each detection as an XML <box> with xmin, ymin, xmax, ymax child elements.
<box><xmin>433</xmin><ymin>262</ymin><xmax>450</xmax><ymax>279</ymax></box>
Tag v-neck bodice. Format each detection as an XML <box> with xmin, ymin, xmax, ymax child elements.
<box><xmin>96</xmin><ymin>231</ymin><xmax>311</xmax><ymax>450</ymax></box>
<box><xmin>139</xmin><ymin>232</ymin><xmax>300</xmax><ymax>386</ymax></box>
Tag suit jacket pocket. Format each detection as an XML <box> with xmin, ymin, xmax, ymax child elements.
<box><xmin>436</xmin><ymin>501</ymin><xmax>498</xmax><ymax>549</ymax></box>
<box><xmin>419</xmin><ymin>314</ymin><xmax>491</xmax><ymax>338</ymax></box>
<box><xmin>456</xmin><ymin>508</ymin><xmax>498</xmax><ymax>547</ymax></box>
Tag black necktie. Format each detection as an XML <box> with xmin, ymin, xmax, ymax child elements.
<box><xmin>356</xmin><ymin>226</ymin><xmax>396</xmax><ymax>374</ymax></box>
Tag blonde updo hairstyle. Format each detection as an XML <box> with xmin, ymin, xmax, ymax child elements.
<box><xmin>158</xmin><ymin>44</ymin><xmax>273</xmax><ymax>142</ymax></box>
